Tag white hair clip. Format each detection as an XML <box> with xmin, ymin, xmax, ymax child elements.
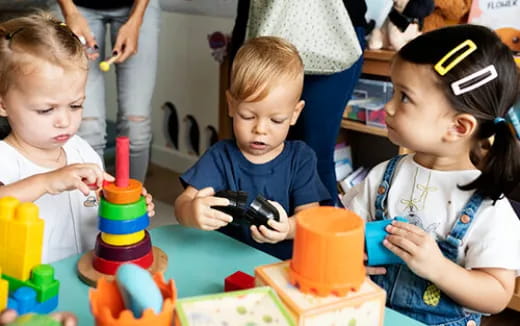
<box><xmin>450</xmin><ymin>65</ymin><xmax>497</xmax><ymax>96</ymax></box>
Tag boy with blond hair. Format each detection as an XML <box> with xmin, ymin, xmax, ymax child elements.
<box><xmin>175</xmin><ymin>36</ymin><xmax>329</xmax><ymax>259</ymax></box>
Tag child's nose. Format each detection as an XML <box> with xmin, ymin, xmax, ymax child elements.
<box><xmin>54</xmin><ymin>110</ymin><xmax>71</xmax><ymax>128</ymax></box>
<box><xmin>384</xmin><ymin>100</ymin><xmax>395</xmax><ymax>116</ymax></box>
<box><xmin>253</xmin><ymin>119</ymin><xmax>268</xmax><ymax>134</ymax></box>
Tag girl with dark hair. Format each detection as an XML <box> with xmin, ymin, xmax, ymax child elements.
<box><xmin>343</xmin><ymin>24</ymin><xmax>520</xmax><ymax>326</ymax></box>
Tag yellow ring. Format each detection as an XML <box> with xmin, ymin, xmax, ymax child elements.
<box><xmin>434</xmin><ymin>40</ymin><xmax>477</xmax><ymax>76</ymax></box>
<box><xmin>101</xmin><ymin>230</ymin><xmax>145</xmax><ymax>246</ymax></box>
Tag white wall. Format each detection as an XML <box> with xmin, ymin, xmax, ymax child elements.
<box><xmin>105</xmin><ymin>11</ymin><xmax>234</xmax><ymax>173</ymax></box>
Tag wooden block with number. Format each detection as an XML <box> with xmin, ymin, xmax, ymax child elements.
<box><xmin>255</xmin><ymin>261</ymin><xmax>386</xmax><ymax>326</ymax></box>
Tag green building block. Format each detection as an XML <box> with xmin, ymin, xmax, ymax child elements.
<box><xmin>2</xmin><ymin>264</ymin><xmax>59</xmax><ymax>302</ymax></box>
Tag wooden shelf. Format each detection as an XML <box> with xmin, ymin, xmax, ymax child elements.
<box><xmin>362</xmin><ymin>49</ymin><xmax>395</xmax><ymax>76</ymax></box>
<box><xmin>341</xmin><ymin>119</ymin><xmax>388</xmax><ymax>138</ymax></box>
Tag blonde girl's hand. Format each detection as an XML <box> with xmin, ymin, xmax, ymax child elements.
<box><xmin>187</xmin><ymin>187</ymin><xmax>232</xmax><ymax>230</ymax></box>
<box><xmin>383</xmin><ymin>221</ymin><xmax>445</xmax><ymax>280</ymax></box>
<box><xmin>44</xmin><ymin>163</ymin><xmax>114</xmax><ymax>196</ymax></box>
<box><xmin>250</xmin><ymin>201</ymin><xmax>289</xmax><ymax>244</ymax></box>
<box><xmin>142</xmin><ymin>187</ymin><xmax>155</xmax><ymax>217</ymax></box>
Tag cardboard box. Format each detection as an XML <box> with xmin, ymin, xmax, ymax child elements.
<box><xmin>255</xmin><ymin>261</ymin><xmax>386</xmax><ymax>326</ymax></box>
<box><xmin>175</xmin><ymin>286</ymin><xmax>295</xmax><ymax>326</ymax></box>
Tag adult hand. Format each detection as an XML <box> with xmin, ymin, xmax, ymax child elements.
<box><xmin>62</xmin><ymin>11</ymin><xmax>99</xmax><ymax>60</ymax></box>
<box><xmin>112</xmin><ymin>18</ymin><xmax>141</xmax><ymax>63</ymax></box>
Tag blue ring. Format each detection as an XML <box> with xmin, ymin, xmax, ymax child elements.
<box><xmin>98</xmin><ymin>213</ymin><xmax>150</xmax><ymax>234</ymax></box>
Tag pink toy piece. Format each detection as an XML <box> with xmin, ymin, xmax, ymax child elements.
<box><xmin>115</xmin><ymin>137</ymin><xmax>130</xmax><ymax>188</ymax></box>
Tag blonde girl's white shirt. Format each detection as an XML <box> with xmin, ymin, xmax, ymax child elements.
<box><xmin>342</xmin><ymin>154</ymin><xmax>520</xmax><ymax>274</ymax></box>
<box><xmin>0</xmin><ymin>135</ymin><xmax>101</xmax><ymax>263</ymax></box>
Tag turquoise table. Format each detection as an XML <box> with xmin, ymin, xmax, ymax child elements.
<box><xmin>52</xmin><ymin>224</ymin><xmax>425</xmax><ymax>325</ymax></box>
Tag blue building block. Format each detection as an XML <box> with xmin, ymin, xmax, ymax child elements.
<box><xmin>365</xmin><ymin>216</ymin><xmax>408</xmax><ymax>266</ymax></box>
<box><xmin>116</xmin><ymin>263</ymin><xmax>163</xmax><ymax>318</ymax></box>
<box><xmin>98</xmin><ymin>213</ymin><xmax>149</xmax><ymax>234</ymax></box>
<box><xmin>7</xmin><ymin>287</ymin><xmax>58</xmax><ymax>315</ymax></box>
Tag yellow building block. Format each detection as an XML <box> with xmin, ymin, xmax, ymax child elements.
<box><xmin>256</xmin><ymin>261</ymin><xmax>386</xmax><ymax>326</ymax></box>
<box><xmin>0</xmin><ymin>197</ymin><xmax>44</xmax><ymax>281</ymax></box>
<box><xmin>0</xmin><ymin>266</ymin><xmax>7</xmax><ymax>310</ymax></box>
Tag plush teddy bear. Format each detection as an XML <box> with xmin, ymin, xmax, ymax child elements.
<box><xmin>368</xmin><ymin>0</ymin><xmax>435</xmax><ymax>51</ymax></box>
<box><xmin>422</xmin><ymin>0</ymin><xmax>472</xmax><ymax>33</ymax></box>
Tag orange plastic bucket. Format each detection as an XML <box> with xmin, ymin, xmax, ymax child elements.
<box><xmin>289</xmin><ymin>206</ymin><xmax>365</xmax><ymax>297</ymax></box>
<box><xmin>89</xmin><ymin>272</ymin><xmax>176</xmax><ymax>326</ymax></box>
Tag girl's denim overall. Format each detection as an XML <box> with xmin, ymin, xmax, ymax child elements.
<box><xmin>371</xmin><ymin>155</ymin><xmax>482</xmax><ymax>326</ymax></box>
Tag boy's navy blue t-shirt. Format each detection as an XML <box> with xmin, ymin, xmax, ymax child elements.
<box><xmin>180</xmin><ymin>139</ymin><xmax>330</xmax><ymax>259</ymax></box>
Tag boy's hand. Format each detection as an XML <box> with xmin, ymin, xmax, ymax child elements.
<box><xmin>43</xmin><ymin>163</ymin><xmax>114</xmax><ymax>196</ymax></box>
<box><xmin>383</xmin><ymin>221</ymin><xmax>446</xmax><ymax>280</ymax></box>
<box><xmin>142</xmin><ymin>187</ymin><xmax>155</xmax><ymax>217</ymax></box>
<box><xmin>188</xmin><ymin>187</ymin><xmax>233</xmax><ymax>230</ymax></box>
<box><xmin>250</xmin><ymin>201</ymin><xmax>289</xmax><ymax>244</ymax></box>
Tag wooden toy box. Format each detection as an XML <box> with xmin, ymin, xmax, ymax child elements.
<box><xmin>255</xmin><ymin>261</ymin><xmax>386</xmax><ymax>326</ymax></box>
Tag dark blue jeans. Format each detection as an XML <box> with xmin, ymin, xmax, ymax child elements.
<box><xmin>289</xmin><ymin>27</ymin><xmax>366</xmax><ymax>205</ymax></box>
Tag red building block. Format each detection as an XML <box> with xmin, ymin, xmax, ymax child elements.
<box><xmin>224</xmin><ymin>271</ymin><xmax>254</xmax><ymax>292</ymax></box>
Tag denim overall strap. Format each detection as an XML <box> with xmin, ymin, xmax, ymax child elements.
<box><xmin>437</xmin><ymin>192</ymin><xmax>484</xmax><ymax>262</ymax></box>
<box><xmin>374</xmin><ymin>155</ymin><xmax>405</xmax><ymax>221</ymax></box>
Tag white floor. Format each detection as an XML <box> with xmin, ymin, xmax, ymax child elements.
<box><xmin>150</xmin><ymin>200</ymin><xmax>178</xmax><ymax>228</ymax></box>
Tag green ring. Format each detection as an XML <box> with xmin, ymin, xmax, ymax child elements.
<box><xmin>99</xmin><ymin>196</ymin><xmax>147</xmax><ymax>221</ymax></box>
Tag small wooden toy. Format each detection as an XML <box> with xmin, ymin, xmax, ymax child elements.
<box><xmin>224</xmin><ymin>271</ymin><xmax>255</xmax><ymax>292</ymax></box>
<box><xmin>116</xmin><ymin>264</ymin><xmax>163</xmax><ymax>318</ymax></box>
<box><xmin>77</xmin><ymin>137</ymin><xmax>167</xmax><ymax>286</ymax></box>
<box><xmin>365</xmin><ymin>216</ymin><xmax>408</xmax><ymax>266</ymax></box>
<box><xmin>256</xmin><ymin>261</ymin><xmax>386</xmax><ymax>326</ymax></box>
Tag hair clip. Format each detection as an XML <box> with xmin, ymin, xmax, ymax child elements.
<box><xmin>450</xmin><ymin>65</ymin><xmax>497</xmax><ymax>96</ymax></box>
<box><xmin>59</xmin><ymin>22</ymin><xmax>67</xmax><ymax>27</ymax></box>
<box><xmin>434</xmin><ymin>40</ymin><xmax>477</xmax><ymax>76</ymax></box>
<box><xmin>4</xmin><ymin>27</ymin><xmax>24</xmax><ymax>41</ymax></box>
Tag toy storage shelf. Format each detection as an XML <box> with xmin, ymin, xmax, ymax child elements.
<box><xmin>341</xmin><ymin>49</ymin><xmax>409</xmax><ymax>155</ymax></box>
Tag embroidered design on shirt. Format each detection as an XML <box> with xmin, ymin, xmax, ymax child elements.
<box><xmin>400</xmin><ymin>168</ymin><xmax>439</xmax><ymax>234</ymax></box>
<box><xmin>423</xmin><ymin>283</ymin><xmax>441</xmax><ymax>306</ymax></box>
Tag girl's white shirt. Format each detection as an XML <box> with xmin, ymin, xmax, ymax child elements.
<box><xmin>342</xmin><ymin>154</ymin><xmax>520</xmax><ymax>274</ymax></box>
<box><xmin>0</xmin><ymin>135</ymin><xmax>101</xmax><ymax>263</ymax></box>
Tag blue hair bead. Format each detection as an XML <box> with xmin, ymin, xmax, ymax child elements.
<box><xmin>494</xmin><ymin>117</ymin><xmax>506</xmax><ymax>125</ymax></box>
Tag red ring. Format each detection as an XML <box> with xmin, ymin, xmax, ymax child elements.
<box><xmin>92</xmin><ymin>249</ymin><xmax>153</xmax><ymax>275</ymax></box>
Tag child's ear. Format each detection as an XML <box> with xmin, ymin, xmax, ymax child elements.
<box><xmin>290</xmin><ymin>100</ymin><xmax>305</xmax><ymax>125</ymax></box>
<box><xmin>225</xmin><ymin>90</ymin><xmax>235</xmax><ymax>118</ymax></box>
<box><xmin>445</xmin><ymin>113</ymin><xmax>477</xmax><ymax>142</ymax></box>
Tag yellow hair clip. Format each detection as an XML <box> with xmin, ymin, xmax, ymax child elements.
<box><xmin>59</xmin><ymin>22</ymin><xmax>67</xmax><ymax>27</ymax></box>
<box><xmin>434</xmin><ymin>40</ymin><xmax>477</xmax><ymax>76</ymax></box>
